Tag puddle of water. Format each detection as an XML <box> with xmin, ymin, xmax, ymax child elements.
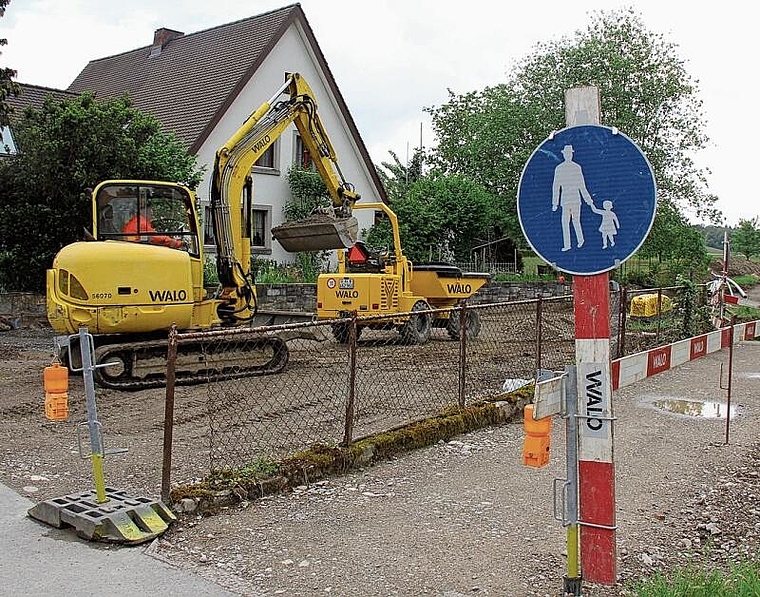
<box><xmin>651</xmin><ymin>398</ymin><xmax>737</xmax><ymax>419</ymax></box>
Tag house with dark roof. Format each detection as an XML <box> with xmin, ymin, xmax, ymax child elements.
<box><xmin>2</xmin><ymin>84</ymin><xmax>78</xmax><ymax>156</ymax></box>
<box><xmin>9</xmin><ymin>4</ymin><xmax>385</xmax><ymax>261</ymax></box>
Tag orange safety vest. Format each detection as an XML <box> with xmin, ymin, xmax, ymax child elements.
<box><xmin>122</xmin><ymin>215</ymin><xmax>182</xmax><ymax>249</ymax></box>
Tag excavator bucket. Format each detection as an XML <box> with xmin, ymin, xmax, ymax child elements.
<box><xmin>272</xmin><ymin>214</ymin><xmax>359</xmax><ymax>252</ymax></box>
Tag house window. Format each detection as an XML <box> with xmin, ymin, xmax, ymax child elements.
<box><xmin>252</xmin><ymin>206</ymin><xmax>273</xmax><ymax>254</ymax></box>
<box><xmin>293</xmin><ymin>133</ymin><xmax>314</xmax><ymax>169</ymax></box>
<box><xmin>204</xmin><ymin>205</ymin><xmax>215</xmax><ymax>246</ymax></box>
<box><xmin>253</xmin><ymin>141</ymin><xmax>279</xmax><ymax>173</ymax></box>
<box><xmin>0</xmin><ymin>126</ymin><xmax>17</xmax><ymax>156</ymax></box>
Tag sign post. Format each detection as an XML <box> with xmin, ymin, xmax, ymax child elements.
<box><xmin>517</xmin><ymin>87</ymin><xmax>656</xmax><ymax>586</ymax></box>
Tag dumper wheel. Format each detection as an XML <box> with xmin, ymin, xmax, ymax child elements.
<box><xmin>331</xmin><ymin>322</ymin><xmax>362</xmax><ymax>344</ymax></box>
<box><xmin>446</xmin><ymin>309</ymin><xmax>481</xmax><ymax>340</ymax></box>
<box><xmin>399</xmin><ymin>301</ymin><xmax>432</xmax><ymax>345</ymax></box>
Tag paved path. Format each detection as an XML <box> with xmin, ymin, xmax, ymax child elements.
<box><xmin>0</xmin><ymin>481</ymin><xmax>236</xmax><ymax>596</ymax></box>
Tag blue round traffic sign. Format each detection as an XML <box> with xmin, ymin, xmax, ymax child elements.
<box><xmin>517</xmin><ymin>125</ymin><xmax>656</xmax><ymax>275</ymax></box>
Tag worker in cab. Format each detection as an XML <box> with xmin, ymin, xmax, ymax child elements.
<box><xmin>122</xmin><ymin>203</ymin><xmax>185</xmax><ymax>250</ymax></box>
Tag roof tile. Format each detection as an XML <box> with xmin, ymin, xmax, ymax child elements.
<box><xmin>67</xmin><ymin>5</ymin><xmax>297</xmax><ymax>149</ymax></box>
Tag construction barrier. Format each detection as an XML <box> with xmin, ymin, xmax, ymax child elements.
<box><xmin>612</xmin><ymin>320</ymin><xmax>759</xmax><ymax>390</ymax></box>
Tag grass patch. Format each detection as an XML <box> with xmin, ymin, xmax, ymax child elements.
<box><xmin>732</xmin><ymin>274</ymin><xmax>759</xmax><ymax>288</ymax></box>
<box><xmin>727</xmin><ymin>304</ymin><xmax>760</xmax><ymax>322</ymax></box>
<box><xmin>631</xmin><ymin>561</ymin><xmax>760</xmax><ymax>596</ymax></box>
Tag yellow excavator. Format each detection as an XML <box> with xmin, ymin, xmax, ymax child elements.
<box><xmin>46</xmin><ymin>73</ymin><xmax>360</xmax><ymax>389</ymax></box>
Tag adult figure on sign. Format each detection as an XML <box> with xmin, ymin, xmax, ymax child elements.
<box><xmin>552</xmin><ymin>144</ymin><xmax>595</xmax><ymax>251</ymax></box>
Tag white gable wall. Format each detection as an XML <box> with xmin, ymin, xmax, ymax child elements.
<box><xmin>195</xmin><ymin>22</ymin><xmax>378</xmax><ymax>265</ymax></box>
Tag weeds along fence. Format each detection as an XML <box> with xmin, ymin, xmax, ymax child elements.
<box><xmin>161</xmin><ymin>284</ymin><xmax>711</xmax><ymax>483</ymax></box>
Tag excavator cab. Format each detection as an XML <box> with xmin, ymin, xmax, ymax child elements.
<box><xmin>94</xmin><ymin>182</ymin><xmax>200</xmax><ymax>254</ymax></box>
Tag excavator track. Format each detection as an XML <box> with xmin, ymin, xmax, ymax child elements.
<box><xmin>91</xmin><ymin>336</ymin><xmax>290</xmax><ymax>391</ymax></box>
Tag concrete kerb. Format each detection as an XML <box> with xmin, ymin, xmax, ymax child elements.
<box><xmin>169</xmin><ymin>390</ymin><xmax>533</xmax><ymax>515</ymax></box>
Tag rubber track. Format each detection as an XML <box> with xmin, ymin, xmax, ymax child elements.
<box><xmin>93</xmin><ymin>337</ymin><xmax>290</xmax><ymax>391</ymax></box>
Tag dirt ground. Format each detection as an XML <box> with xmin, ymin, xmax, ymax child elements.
<box><xmin>0</xmin><ymin>289</ymin><xmax>758</xmax><ymax>596</ymax></box>
<box><xmin>0</xmin><ymin>301</ymin><xmax>576</xmax><ymax>503</ymax></box>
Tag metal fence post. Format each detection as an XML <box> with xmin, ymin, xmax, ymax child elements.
<box><xmin>725</xmin><ymin>316</ymin><xmax>735</xmax><ymax>445</ymax></box>
<box><xmin>161</xmin><ymin>324</ymin><xmax>178</xmax><ymax>504</ymax></box>
<box><xmin>619</xmin><ymin>286</ymin><xmax>627</xmax><ymax>358</ymax></box>
<box><xmin>342</xmin><ymin>312</ymin><xmax>358</xmax><ymax>446</ymax></box>
<box><xmin>78</xmin><ymin>327</ymin><xmax>108</xmax><ymax>504</ymax></box>
<box><xmin>458</xmin><ymin>302</ymin><xmax>467</xmax><ymax>408</ymax></box>
<box><xmin>656</xmin><ymin>287</ymin><xmax>663</xmax><ymax>341</ymax></box>
<box><xmin>535</xmin><ymin>296</ymin><xmax>543</xmax><ymax>373</ymax></box>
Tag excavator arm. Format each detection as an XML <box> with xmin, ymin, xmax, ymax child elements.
<box><xmin>210</xmin><ymin>72</ymin><xmax>360</xmax><ymax>314</ymax></box>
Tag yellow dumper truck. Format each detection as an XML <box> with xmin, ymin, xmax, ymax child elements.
<box><xmin>316</xmin><ymin>202</ymin><xmax>490</xmax><ymax>344</ymax></box>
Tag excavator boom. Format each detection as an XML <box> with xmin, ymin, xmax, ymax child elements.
<box><xmin>213</xmin><ymin>72</ymin><xmax>360</xmax><ymax>259</ymax></box>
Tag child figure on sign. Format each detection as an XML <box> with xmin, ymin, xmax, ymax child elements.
<box><xmin>591</xmin><ymin>200</ymin><xmax>620</xmax><ymax>249</ymax></box>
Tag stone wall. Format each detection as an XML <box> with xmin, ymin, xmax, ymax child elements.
<box><xmin>254</xmin><ymin>284</ymin><xmax>318</xmax><ymax>313</ymax></box>
<box><xmin>0</xmin><ymin>292</ymin><xmax>46</xmax><ymax>328</ymax></box>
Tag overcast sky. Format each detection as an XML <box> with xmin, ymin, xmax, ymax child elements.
<box><xmin>2</xmin><ymin>0</ymin><xmax>757</xmax><ymax>226</ymax></box>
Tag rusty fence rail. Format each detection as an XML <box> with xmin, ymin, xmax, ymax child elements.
<box><xmin>161</xmin><ymin>284</ymin><xmax>712</xmax><ymax>490</ymax></box>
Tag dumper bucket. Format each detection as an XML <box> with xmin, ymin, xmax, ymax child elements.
<box><xmin>272</xmin><ymin>214</ymin><xmax>359</xmax><ymax>252</ymax></box>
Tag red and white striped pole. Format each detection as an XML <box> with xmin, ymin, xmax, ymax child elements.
<box><xmin>566</xmin><ymin>87</ymin><xmax>617</xmax><ymax>584</ymax></box>
<box><xmin>575</xmin><ymin>275</ymin><xmax>616</xmax><ymax>584</ymax></box>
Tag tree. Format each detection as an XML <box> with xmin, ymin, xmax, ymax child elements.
<box><xmin>366</xmin><ymin>172</ymin><xmax>499</xmax><ymax>263</ymax></box>
<box><xmin>377</xmin><ymin>149</ymin><xmax>425</xmax><ymax>202</ymax></box>
<box><xmin>732</xmin><ymin>217</ymin><xmax>760</xmax><ymax>260</ymax></box>
<box><xmin>695</xmin><ymin>224</ymin><xmax>729</xmax><ymax>250</ymax></box>
<box><xmin>0</xmin><ymin>92</ymin><xmax>204</xmax><ymax>291</ymax></box>
<box><xmin>637</xmin><ymin>201</ymin><xmax>710</xmax><ymax>281</ymax></box>
<box><xmin>427</xmin><ymin>8</ymin><xmax>721</xmax><ymax>252</ymax></box>
<box><xmin>0</xmin><ymin>0</ymin><xmax>21</xmax><ymax>137</ymax></box>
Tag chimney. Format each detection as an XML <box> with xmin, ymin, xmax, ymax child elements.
<box><xmin>149</xmin><ymin>28</ymin><xmax>184</xmax><ymax>58</ymax></box>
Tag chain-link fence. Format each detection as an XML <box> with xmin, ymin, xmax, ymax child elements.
<box><xmin>162</xmin><ymin>283</ymin><xmax>713</xmax><ymax>486</ymax></box>
<box><xmin>611</xmin><ymin>284</ymin><xmax>712</xmax><ymax>357</ymax></box>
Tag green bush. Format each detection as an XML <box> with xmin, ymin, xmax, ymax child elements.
<box><xmin>203</xmin><ymin>256</ymin><xmax>219</xmax><ymax>287</ymax></box>
<box><xmin>251</xmin><ymin>258</ymin><xmax>325</xmax><ymax>284</ymax></box>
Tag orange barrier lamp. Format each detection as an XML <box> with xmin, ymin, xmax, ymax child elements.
<box><xmin>522</xmin><ymin>404</ymin><xmax>551</xmax><ymax>468</ymax></box>
<box><xmin>43</xmin><ymin>361</ymin><xmax>69</xmax><ymax>421</ymax></box>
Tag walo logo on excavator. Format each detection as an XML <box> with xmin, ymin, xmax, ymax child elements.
<box><xmin>252</xmin><ymin>134</ymin><xmax>272</xmax><ymax>154</ymax></box>
<box><xmin>335</xmin><ymin>290</ymin><xmax>359</xmax><ymax>299</ymax></box>
<box><xmin>148</xmin><ymin>289</ymin><xmax>188</xmax><ymax>302</ymax></box>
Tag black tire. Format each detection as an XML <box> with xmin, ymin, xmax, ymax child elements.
<box><xmin>399</xmin><ymin>301</ymin><xmax>432</xmax><ymax>345</ymax></box>
<box><xmin>446</xmin><ymin>309</ymin><xmax>482</xmax><ymax>340</ymax></box>
<box><xmin>331</xmin><ymin>322</ymin><xmax>361</xmax><ymax>344</ymax></box>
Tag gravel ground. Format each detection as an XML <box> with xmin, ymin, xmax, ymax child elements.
<box><xmin>1</xmin><ymin>291</ymin><xmax>759</xmax><ymax>596</ymax></box>
<box><xmin>148</xmin><ymin>340</ymin><xmax>760</xmax><ymax>597</ymax></box>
